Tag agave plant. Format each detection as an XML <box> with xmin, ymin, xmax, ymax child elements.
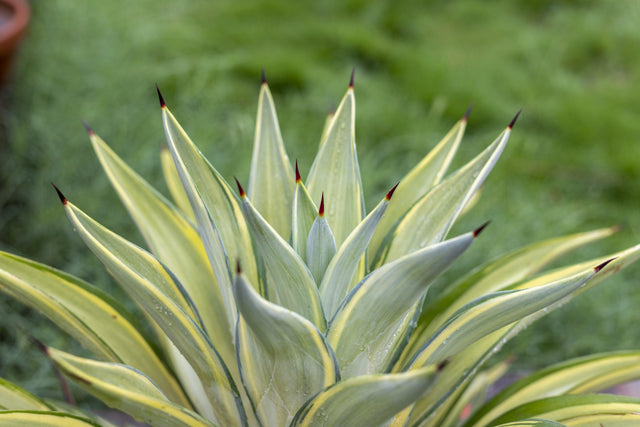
<box><xmin>2</xmin><ymin>72</ymin><xmax>640</xmax><ymax>427</ymax></box>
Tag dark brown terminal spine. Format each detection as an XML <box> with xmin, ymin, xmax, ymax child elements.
<box><xmin>594</xmin><ymin>258</ymin><xmax>616</xmax><ymax>273</ymax></box>
<box><xmin>386</xmin><ymin>183</ymin><xmax>399</xmax><ymax>200</ymax></box>
<box><xmin>462</xmin><ymin>103</ymin><xmax>474</xmax><ymax>122</ymax></box>
<box><xmin>508</xmin><ymin>109</ymin><xmax>522</xmax><ymax>129</ymax></box>
<box><xmin>295</xmin><ymin>160</ymin><xmax>301</xmax><ymax>183</ymax></box>
<box><xmin>51</xmin><ymin>183</ymin><xmax>67</xmax><ymax>205</ymax></box>
<box><xmin>234</xmin><ymin>177</ymin><xmax>246</xmax><ymax>197</ymax></box>
<box><xmin>82</xmin><ymin>120</ymin><xmax>94</xmax><ymax>136</ymax></box>
<box><xmin>156</xmin><ymin>83</ymin><xmax>166</xmax><ymax>108</ymax></box>
<box><xmin>319</xmin><ymin>193</ymin><xmax>325</xmax><ymax>216</ymax></box>
<box><xmin>261</xmin><ymin>67</ymin><xmax>267</xmax><ymax>85</ymax></box>
<box><xmin>473</xmin><ymin>221</ymin><xmax>491</xmax><ymax>238</ymax></box>
<box><xmin>349</xmin><ymin>67</ymin><xmax>355</xmax><ymax>88</ymax></box>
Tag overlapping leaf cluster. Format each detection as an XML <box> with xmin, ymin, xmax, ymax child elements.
<box><xmin>1</xmin><ymin>75</ymin><xmax>640</xmax><ymax>427</ymax></box>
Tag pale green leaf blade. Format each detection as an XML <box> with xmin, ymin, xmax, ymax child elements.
<box><xmin>248</xmin><ymin>81</ymin><xmax>296</xmax><ymax>240</ymax></box>
<box><xmin>306</xmin><ymin>210</ymin><xmax>336</xmax><ymax>285</ymax></box>
<box><xmin>291</xmin><ymin>365</ymin><xmax>440</xmax><ymax>427</ymax></box>
<box><xmin>406</xmin><ymin>263</ymin><xmax>600</xmax><ymax>371</ymax></box>
<box><xmin>378</xmin><ymin>124</ymin><xmax>511</xmax><ymax>265</ymax></box>
<box><xmin>495</xmin><ymin>420</ymin><xmax>567</xmax><ymax>427</ymax></box>
<box><xmin>238</xmin><ymin>186</ymin><xmax>326</xmax><ymax>330</ymax></box>
<box><xmin>62</xmin><ymin>200</ymin><xmax>245</xmax><ymax>426</ymax></box>
<box><xmin>0</xmin><ymin>411</ymin><xmax>103</xmax><ymax>427</ymax></box>
<box><xmin>398</xmin><ymin>227</ymin><xmax>617</xmax><ymax>369</ymax></box>
<box><xmin>327</xmin><ymin>230</ymin><xmax>477</xmax><ymax>379</ymax></box>
<box><xmin>160</xmin><ymin>100</ymin><xmax>259</xmax><ymax>310</ymax></box>
<box><xmin>46</xmin><ymin>347</ymin><xmax>215</xmax><ymax>427</ymax></box>
<box><xmin>488</xmin><ymin>394</ymin><xmax>640</xmax><ymax>426</ymax></box>
<box><xmin>161</xmin><ymin>147</ymin><xmax>195</xmax><ymax>222</ymax></box>
<box><xmin>319</xmin><ymin>191</ymin><xmax>392</xmax><ymax>318</ymax></box>
<box><xmin>369</xmin><ymin>115</ymin><xmax>467</xmax><ymax>259</ymax></box>
<box><xmin>234</xmin><ymin>271</ymin><xmax>338</xmax><ymax>426</ymax></box>
<box><xmin>467</xmin><ymin>351</ymin><xmax>640</xmax><ymax>427</ymax></box>
<box><xmin>306</xmin><ymin>86</ymin><xmax>364</xmax><ymax>247</ymax></box>
<box><xmin>0</xmin><ymin>379</ymin><xmax>53</xmax><ymax>411</ymax></box>
<box><xmin>90</xmin><ymin>131</ymin><xmax>235</xmax><ymax>375</ymax></box>
<box><xmin>291</xmin><ymin>167</ymin><xmax>319</xmax><ymax>259</ymax></box>
<box><xmin>0</xmin><ymin>251</ymin><xmax>189</xmax><ymax>408</ymax></box>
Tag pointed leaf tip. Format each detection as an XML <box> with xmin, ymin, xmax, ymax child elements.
<box><xmin>295</xmin><ymin>160</ymin><xmax>301</xmax><ymax>182</ymax></box>
<box><xmin>51</xmin><ymin>183</ymin><xmax>67</xmax><ymax>205</ymax></box>
<box><xmin>261</xmin><ymin>67</ymin><xmax>267</xmax><ymax>85</ymax></box>
<box><xmin>236</xmin><ymin>260</ymin><xmax>242</xmax><ymax>275</ymax></box>
<box><xmin>594</xmin><ymin>257</ymin><xmax>617</xmax><ymax>273</ymax></box>
<box><xmin>386</xmin><ymin>182</ymin><xmax>399</xmax><ymax>200</ymax></box>
<box><xmin>155</xmin><ymin>83</ymin><xmax>166</xmax><ymax>108</ymax></box>
<box><xmin>437</xmin><ymin>358</ymin><xmax>450</xmax><ymax>372</ymax></box>
<box><xmin>463</xmin><ymin>103</ymin><xmax>474</xmax><ymax>121</ymax></box>
<box><xmin>508</xmin><ymin>109</ymin><xmax>522</xmax><ymax>129</ymax></box>
<box><xmin>473</xmin><ymin>220</ymin><xmax>491</xmax><ymax>237</ymax></box>
<box><xmin>29</xmin><ymin>335</ymin><xmax>49</xmax><ymax>355</ymax></box>
<box><xmin>82</xmin><ymin>119</ymin><xmax>94</xmax><ymax>136</ymax></box>
<box><xmin>234</xmin><ymin>177</ymin><xmax>246</xmax><ymax>197</ymax></box>
<box><xmin>349</xmin><ymin>67</ymin><xmax>355</xmax><ymax>88</ymax></box>
<box><xmin>319</xmin><ymin>193</ymin><xmax>325</xmax><ymax>216</ymax></box>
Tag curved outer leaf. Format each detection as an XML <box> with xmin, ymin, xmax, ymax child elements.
<box><xmin>291</xmin><ymin>365</ymin><xmax>440</xmax><ymax>427</ymax></box>
<box><xmin>404</xmin><ymin>264</ymin><xmax>599</xmax><ymax>372</ymax></box>
<box><xmin>0</xmin><ymin>411</ymin><xmax>102</xmax><ymax>427</ymax></box>
<box><xmin>161</xmin><ymin>102</ymin><xmax>259</xmax><ymax>316</ymax></box>
<box><xmin>234</xmin><ymin>271</ymin><xmax>338</xmax><ymax>427</ymax></box>
<box><xmin>488</xmin><ymin>394</ymin><xmax>640</xmax><ymax>426</ymax></box>
<box><xmin>248</xmin><ymin>82</ymin><xmax>296</xmax><ymax>240</ymax></box>
<box><xmin>46</xmin><ymin>347</ymin><xmax>214</xmax><ymax>427</ymax></box>
<box><xmin>495</xmin><ymin>420</ymin><xmax>567</xmax><ymax>427</ymax></box>
<box><xmin>62</xmin><ymin>201</ymin><xmax>245</xmax><ymax>426</ymax></box>
<box><xmin>398</xmin><ymin>227</ymin><xmax>617</xmax><ymax>370</ymax></box>
<box><xmin>161</xmin><ymin>147</ymin><xmax>195</xmax><ymax>223</ymax></box>
<box><xmin>306</xmin><ymin>86</ymin><xmax>364</xmax><ymax>247</ymax></box>
<box><xmin>377</xmin><ymin>125</ymin><xmax>511</xmax><ymax>265</ymax></box>
<box><xmin>0</xmin><ymin>379</ymin><xmax>53</xmax><ymax>411</ymax></box>
<box><xmin>238</xmin><ymin>190</ymin><xmax>326</xmax><ymax>330</ymax></box>
<box><xmin>467</xmin><ymin>351</ymin><xmax>640</xmax><ymax>427</ymax></box>
<box><xmin>319</xmin><ymin>193</ymin><xmax>392</xmax><ymax>318</ymax></box>
<box><xmin>407</xmin><ymin>247</ymin><xmax>640</xmax><ymax>426</ymax></box>
<box><xmin>327</xmin><ymin>231</ymin><xmax>476</xmax><ymax>379</ymax></box>
<box><xmin>91</xmin><ymin>131</ymin><xmax>236</xmax><ymax>377</ymax></box>
<box><xmin>369</xmin><ymin>116</ymin><xmax>466</xmax><ymax>259</ymax></box>
<box><xmin>306</xmin><ymin>213</ymin><xmax>336</xmax><ymax>285</ymax></box>
<box><xmin>0</xmin><ymin>252</ymin><xmax>188</xmax><ymax>408</ymax></box>
<box><xmin>291</xmin><ymin>171</ymin><xmax>318</xmax><ymax>258</ymax></box>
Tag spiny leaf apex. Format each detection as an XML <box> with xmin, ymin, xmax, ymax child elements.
<box><xmin>30</xmin><ymin>336</ymin><xmax>49</xmax><ymax>356</ymax></box>
<box><xmin>594</xmin><ymin>257</ymin><xmax>616</xmax><ymax>273</ymax></box>
<box><xmin>261</xmin><ymin>67</ymin><xmax>267</xmax><ymax>85</ymax></box>
<box><xmin>463</xmin><ymin>103</ymin><xmax>474</xmax><ymax>122</ymax></box>
<box><xmin>319</xmin><ymin>193</ymin><xmax>325</xmax><ymax>216</ymax></box>
<box><xmin>236</xmin><ymin>260</ymin><xmax>242</xmax><ymax>275</ymax></box>
<box><xmin>295</xmin><ymin>160</ymin><xmax>301</xmax><ymax>183</ymax></box>
<box><xmin>508</xmin><ymin>109</ymin><xmax>522</xmax><ymax>129</ymax></box>
<box><xmin>386</xmin><ymin>182</ymin><xmax>400</xmax><ymax>200</ymax></box>
<box><xmin>234</xmin><ymin>177</ymin><xmax>246</xmax><ymax>197</ymax></box>
<box><xmin>437</xmin><ymin>358</ymin><xmax>450</xmax><ymax>372</ymax></box>
<box><xmin>156</xmin><ymin>83</ymin><xmax>166</xmax><ymax>108</ymax></box>
<box><xmin>82</xmin><ymin>120</ymin><xmax>94</xmax><ymax>136</ymax></box>
<box><xmin>349</xmin><ymin>67</ymin><xmax>355</xmax><ymax>88</ymax></box>
<box><xmin>473</xmin><ymin>220</ymin><xmax>491</xmax><ymax>237</ymax></box>
<box><xmin>51</xmin><ymin>183</ymin><xmax>67</xmax><ymax>205</ymax></box>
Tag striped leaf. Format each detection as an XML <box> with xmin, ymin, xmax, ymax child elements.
<box><xmin>160</xmin><ymin>147</ymin><xmax>195</xmax><ymax>222</ymax></box>
<box><xmin>369</xmin><ymin>113</ymin><xmax>467</xmax><ymax>259</ymax></box>
<box><xmin>376</xmin><ymin>123</ymin><xmax>512</xmax><ymax>265</ymax></box>
<box><xmin>0</xmin><ymin>251</ymin><xmax>188</xmax><ymax>408</ymax></box>
<box><xmin>306</xmin><ymin>85</ymin><xmax>364</xmax><ymax>247</ymax></box>
<box><xmin>61</xmin><ymin>200</ymin><xmax>245</xmax><ymax>426</ymax></box>
<box><xmin>291</xmin><ymin>365</ymin><xmax>441</xmax><ymax>427</ymax></box>
<box><xmin>248</xmin><ymin>80</ymin><xmax>296</xmax><ymax>240</ymax></box>
<box><xmin>291</xmin><ymin>163</ymin><xmax>318</xmax><ymax>258</ymax></box>
<box><xmin>238</xmin><ymin>183</ymin><xmax>326</xmax><ymax>330</ymax></box>
<box><xmin>0</xmin><ymin>379</ymin><xmax>53</xmax><ymax>411</ymax></box>
<box><xmin>46</xmin><ymin>347</ymin><xmax>214</xmax><ymax>427</ymax></box>
<box><xmin>234</xmin><ymin>270</ymin><xmax>338</xmax><ymax>426</ymax></box>
<box><xmin>327</xmin><ymin>231</ymin><xmax>477</xmax><ymax>379</ymax></box>
<box><xmin>0</xmin><ymin>411</ymin><xmax>102</xmax><ymax>427</ymax></box>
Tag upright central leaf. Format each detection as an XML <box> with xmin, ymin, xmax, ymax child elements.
<box><xmin>248</xmin><ymin>79</ymin><xmax>295</xmax><ymax>241</ymax></box>
<box><xmin>306</xmin><ymin>84</ymin><xmax>365</xmax><ymax>247</ymax></box>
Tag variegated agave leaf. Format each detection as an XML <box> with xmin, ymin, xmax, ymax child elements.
<box><xmin>0</xmin><ymin>74</ymin><xmax>638</xmax><ymax>427</ymax></box>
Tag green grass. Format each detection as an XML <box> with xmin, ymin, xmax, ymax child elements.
<box><xmin>1</xmin><ymin>0</ymin><xmax>640</xmax><ymax>401</ymax></box>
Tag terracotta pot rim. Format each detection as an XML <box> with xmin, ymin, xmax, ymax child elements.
<box><xmin>0</xmin><ymin>0</ymin><xmax>30</xmax><ymax>45</ymax></box>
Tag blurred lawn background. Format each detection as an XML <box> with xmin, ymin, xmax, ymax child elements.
<box><xmin>1</xmin><ymin>0</ymin><xmax>640</xmax><ymax>401</ymax></box>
